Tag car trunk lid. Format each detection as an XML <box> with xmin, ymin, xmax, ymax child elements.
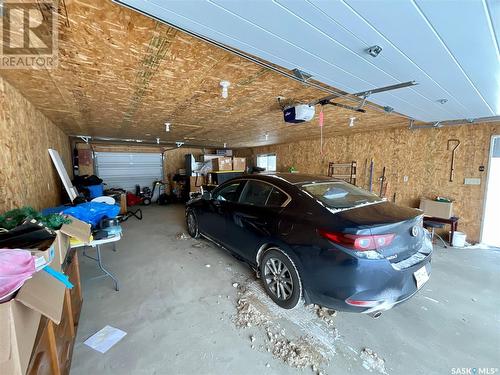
<box><xmin>334</xmin><ymin>201</ymin><xmax>424</xmax><ymax>262</ymax></box>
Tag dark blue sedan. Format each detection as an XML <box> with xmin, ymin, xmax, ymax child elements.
<box><xmin>186</xmin><ymin>173</ymin><xmax>432</xmax><ymax>314</ymax></box>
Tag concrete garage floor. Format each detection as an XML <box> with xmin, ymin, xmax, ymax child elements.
<box><xmin>71</xmin><ymin>205</ymin><xmax>500</xmax><ymax>375</ymax></box>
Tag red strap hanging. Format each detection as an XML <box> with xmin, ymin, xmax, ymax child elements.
<box><xmin>319</xmin><ymin>106</ymin><xmax>324</xmax><ymax>155</ymax></box>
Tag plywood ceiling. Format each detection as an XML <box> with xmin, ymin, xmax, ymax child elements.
<box><xmin>116</xmin><ymin>0</ymin><xmax>500</xmax><ymax>122</ymax></box>
<box><xmin>0</xmin><ymin>0</ymin><xmax>417</xmax><ymax>148</ymax></box>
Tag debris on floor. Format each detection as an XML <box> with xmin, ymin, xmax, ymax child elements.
<box><xmin>176</xmin><ymin>232</ymin><xmax>190</xmax><ymax>240</ymax></box>
<box><xmin>360</xmin><ymin>347</ymin><xmax>387</xmax><ymax>374</ymax></box>
<box><xmin>192</xmin><ymin>241</ymin><xmax>207</xmax><ymax>248</ymax></box>
<box><xmin>234</xmin><ymin>297</ymin><xmax>270</xmax><ymax>328</ymax></box>
<box><xmin>232</xmin><ymin>282</ymin><xmax>239</xmax><ymax>288</ymax></box>
<box><xmin>265</xmin><ymin>326</ymin><xmax>325</xmax><ymax>370</ymax></box>
<box><xmin>233</xmin><ymin>282</ymin><xmax>331</xmax><ymax>373</ymax></box>
<box><xmin>313</xmin><ymin>304</ymin><xmax>337</xmax><ymax>327</ymax></box>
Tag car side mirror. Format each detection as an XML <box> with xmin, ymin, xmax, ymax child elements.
<box><xmin>202</xmin><ymin>191</ymin><xmax>212</xmax><ymax>200</ymax></box>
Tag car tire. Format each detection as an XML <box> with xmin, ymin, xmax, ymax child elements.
<box><xmin>186</xmin><ymin>209</ymin><xmax>200</xmax><ymax>239</ymax></box>
<box><xmin>260</xmin><ymin>248</ymin><xmax>302</xmax><ymax>309</ymax></box>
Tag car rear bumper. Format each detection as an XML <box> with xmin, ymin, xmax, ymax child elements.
<box><xmin>294</xmin><ymin>245</ymin><xmax>432</xmax><ymax>313</ymax></box>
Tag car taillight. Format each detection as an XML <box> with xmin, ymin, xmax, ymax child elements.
<box><xmin>319</xmin><ymin>230</ymin><xmax>395</xmax><ymax>251</ymax></box>
<box><xmin>345</xmin><ymin>298</ymin><xmax>381</xmax><ymax>307</ymax></box>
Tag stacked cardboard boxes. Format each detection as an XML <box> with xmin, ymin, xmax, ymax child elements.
<box><xmin>212</xmin><ymin>157</ymin><xmax>233</xmax><ymax>171</ymax></box>
<box><xmin>211</xmin><ymin>157</ymin><xmax>246</xmax><ymax>172</ymax></box>
<box><xmin>232</xmin><ymin>157</ymin><xmax>246</xmax><ymax>171</ymax></box>
<box><xmin>0</xmin><ymin>216</ymin><xmax>90</xmax><ymax>374</ymax></box>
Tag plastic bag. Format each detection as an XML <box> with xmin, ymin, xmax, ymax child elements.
<box><xmin>0</xmin><ymin>249</ymin><xmax>35</xmax><ymax>302</ymax></box>
<box><xmin>62</xmin><ymin>202</ymin><xmax>120</xmax><ymax>227</ymax></box>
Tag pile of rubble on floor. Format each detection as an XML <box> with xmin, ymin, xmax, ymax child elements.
<box><xmin>233</xmin><ymin>285</ymin><xmax>328</xmax><ymax>374</ymax></box>
<box><xmin>360</xmin><ymin>347</ymin><xmax>387</xmax><ymax>374</ymax></box>
<box><xmin>265</xmin><ymin>326</ymin><xmax>325</xmax><ymax>371</ymax></box>
<box><xmin>234</xmin><ymin>296</ymin><xmax>270</xmax><ymax>328</ymax></box>
<box><xmin>313</xmin><ymin>305</ymin><xmax>337</xmax><ymax>328</ymax></box>
<box><xmin>175</xmin><ymin>232</ymin><xmax>189</xmax><ymax>240</ymax></box>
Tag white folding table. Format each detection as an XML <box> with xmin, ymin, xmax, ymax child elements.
<box><xmin>71</xmin><ymin>233</ymin><xmax>121</xmax><ymax>291</ymax></box>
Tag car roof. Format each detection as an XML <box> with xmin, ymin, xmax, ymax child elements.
<box><xmin>246</xmin><ymin>173</ymin><xmax>336</xmax><ymax>185</ymax></box>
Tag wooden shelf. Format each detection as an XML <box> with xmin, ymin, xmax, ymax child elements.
<box><xmin>328</xmin><ymin>161</ymin><xmax>357</xmax><ymax>185</ymax></box>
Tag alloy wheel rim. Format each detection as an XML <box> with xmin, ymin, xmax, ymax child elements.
<box><xmin>264</xmin><ymin>257</ymin><xmax>293</xmax><ymax>300</ymax></box>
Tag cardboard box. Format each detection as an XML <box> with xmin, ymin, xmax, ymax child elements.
<box><xmin>212</xmin><ymin>157</ymin><xmax>233</xmax><ymax>171</ymax></box>
<box><xmin>0</xmin><ymin>216</ymin><xmax>86</xmax><ymax>374</ymax></box>
<box><xmin>119</xmin><ymin>193</ymin><xmax>127</xmax><ymax>215</ymax></box>
<box><xmin>31</xmin><ymin>242</ymin><xmax>57</xmax><ymax>272</ymax></box>
<box><xmin>57</xmin><ymin>216</ymin><xmax>91</xmax><ymax>265</ymax></box>
<box><xmin>232</xmin><ymin>157</ymin><xmax>246</xmax><ymax>171</ymax></box>
<box><xmin>0</xmin><ymin>270</ymin><xmax>66</xmax><ymax>374</ymax></box>
<box><xmin>419</xmin><ymin>198</ymin><xmax>453</xmax><ymax>219</ymax></box>
<box><xmin>189</xmin><ymin>176</ymin><xmax>205</xmax><ymax>192</ymax></box>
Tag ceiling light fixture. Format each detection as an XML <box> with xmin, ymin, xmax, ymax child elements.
<box><xmin>165</xmin><ymin>122</ymin><xmax>171</xmax><ymax>132</ymax></box>
<box><xmin>367</xmin><ymin>45</ymin><xmax>382</xmax><ymax>57</ymax></box>
<box><xmin>265</xmin><ymin>132</ymin><xmax>269</xmax><ymax>141</ymax></box>
<box><xmin>437</xmin><ymin>98</ymin><xmax>448</xmax><ymax>104</ymax></box>
<box><xmin>349</xmin><ymin>117</ymin><xmax>356</xmax><ymax>127</ymax></box>
<box><xmin>223</xmin><ymin>142</ymin><xmax>227</xmax><ymax>148</ymax></box>
<box><xmin>220</xmin><ymin>80</ymin><xmax>230</xmax><ymax>99</ymax></box>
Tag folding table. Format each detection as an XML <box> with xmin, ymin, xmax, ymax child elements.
<box><xmin>71</xmin><ymin>233</ymin><xmax>121</xmax><ymax>291</ymax></box>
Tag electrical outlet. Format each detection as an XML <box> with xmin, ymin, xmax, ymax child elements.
<box><xmin>403</xmin><ymin>175</ymin><xmax>409</xmax><ymax>183</ymax></box>
<box><xmin>464</xmin><ymin>178</ymin><xmax>481</xmax><ymax>185</ymax></box>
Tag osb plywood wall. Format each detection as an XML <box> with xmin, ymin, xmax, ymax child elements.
<box><xmin>76</xmin><ymin>143</ymin><xmax>208</xmax><ymax>183</ymax></box>
<box><xmin>237</xmin><ymin>122</ymin><xmax>500</xmax><ymax>242</ymax></box>
<box><xmin>0</xmin><ymin>77</ymin><xmax>71</xmax><ymax>212</ymax></box>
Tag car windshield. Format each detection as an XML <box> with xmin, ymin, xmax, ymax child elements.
<box><xmin>300</xmin><ymin>181</ymin><xmax>382</xmax><ymax>209</ymax></box>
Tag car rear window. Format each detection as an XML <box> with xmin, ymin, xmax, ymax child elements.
<box><xmin>300</xmin><ymin>181</ymin><xmax>381</xmax><ymax>209</ymax></box>
<box><xmin>266</xmin><ymin>187</ymin><xmax>289</xmax><ymax>207</ymax></box>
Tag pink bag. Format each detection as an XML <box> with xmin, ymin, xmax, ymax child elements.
<box><xmin>0</xmin><ymin>249</ymin><xmax>35</xmax><ymax>303</ymax></box>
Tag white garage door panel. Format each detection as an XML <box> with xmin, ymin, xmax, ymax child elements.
<box><xmin>95</xmin><ymin>152</ymin><xmax>163</xmax><ymax>192</ymax></box>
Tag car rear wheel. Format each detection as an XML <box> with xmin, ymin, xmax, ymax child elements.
<box><xmin>260</xmin><ymin>248</ymin><xmax>302</xmax><ymax>309</ymax></box>
<box><xmin>186</xmin><ymin>209</ymin><xmax>200</xmax><ymax>238</ymax></box>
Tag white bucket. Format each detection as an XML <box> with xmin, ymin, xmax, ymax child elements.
<box><xmin>452</xmin><ymin>232</ymin><xmax>467</xmax><ymax>247</ymax></box>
